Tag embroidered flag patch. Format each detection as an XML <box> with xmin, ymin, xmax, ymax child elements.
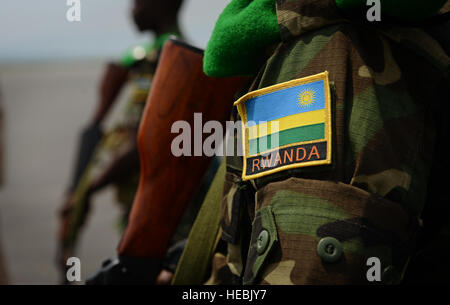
<box><xmin>234</xmin><ymin>71</ymin><xmax>332</xmax><ymax>180</ymax></box>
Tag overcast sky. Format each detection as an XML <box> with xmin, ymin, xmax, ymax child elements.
<box><xmin>0</xmin><ymin>0</ymin><xmax>229</xmax><ymax>63</ymax></box>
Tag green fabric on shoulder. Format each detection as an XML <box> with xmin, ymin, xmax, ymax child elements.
<box><xmin>203</xmin><ymin>0</ymin><xmax>280</xmax><ymax>77</ymax></box>
<box><xmin>204</xmin><ymin>0</ymin><xmax>447</xmax><ymax>77</ymax></box>
<box><xmin>120</xmin><ymin>31</ymin><xmax>180</xmax><ymax>68</ymax></box>
<box><xmin>336</xmin><ymin>0</ymin><xmax>447</xmax><ymax>20</ymax></box>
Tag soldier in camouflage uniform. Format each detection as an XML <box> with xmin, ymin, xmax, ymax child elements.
<box><xmin>183</xmin><ymin>0</ymin><xmax>450</xmax><ymax>285</ymax></box>
<box><xmin>57</xmin><ymin>0</ymin><xmax>184</xmax><ymax>280</ymax></box>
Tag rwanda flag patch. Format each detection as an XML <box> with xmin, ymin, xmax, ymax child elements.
<box><xmin>234</xmin><ymin>71</ymin><xmax>332</xmax><ymax>180</ymax></box>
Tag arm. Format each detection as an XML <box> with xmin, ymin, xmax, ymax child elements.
<box><xmin>91</xmin><ymin>62</ymin><xmax>130</xmax><ymax>125</ymax></box>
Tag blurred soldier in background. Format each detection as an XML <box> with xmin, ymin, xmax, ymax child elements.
<box><xmin>0</xmin><ymin>85</ymin><xmax>9</xmax><ymax>285</ymax></box>
<box><xmin>0</xmin><ymin>86</ymin><xmax>3</xmax><ymax>187</ymax></box>
<box><xmin>85</xmin><ymin>35</ymin><xmax>247</xmax><ymax>285</ymax></box>
<box><xmin>56</xmin><ymin>0</ymin><xmax>185</xmax><ymax>284</ymax></box>
<box><xmin>172</xmin><ymin>0</ymin><xmax>450</xmax><ymax>285</ymax></box>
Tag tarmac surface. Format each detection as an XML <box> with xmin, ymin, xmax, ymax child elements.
<box><xmin>0</xmin><ymin>60</ymin><xmax>126</xmax><ymax>284</ymax></box>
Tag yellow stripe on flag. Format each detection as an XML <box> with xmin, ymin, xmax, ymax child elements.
<box><xmin>247</xmin><ymin>109</ymin><xmax>326</xmax><ymax>140</ymax></box>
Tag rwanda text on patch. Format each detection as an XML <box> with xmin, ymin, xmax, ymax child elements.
<box><xmin>234</xmin><ymin>71</ymin><xmax>332</xmax><ymax>180</ymax></box>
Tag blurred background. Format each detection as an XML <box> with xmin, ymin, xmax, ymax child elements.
<box><xmin>0</xmin><ymin>0</ymin><xmax>228</xmax><ymax>284</ymax></box>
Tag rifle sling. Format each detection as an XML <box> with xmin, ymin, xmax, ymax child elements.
<box><xmin>172</xmin><ymin>159</ymin><xmax>225</xmax><ymax>285</ymax></box>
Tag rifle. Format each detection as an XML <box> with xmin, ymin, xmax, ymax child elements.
<box><xmin>86</xmin><ymin>38</ymin><xmax>248</xmax><ymax>284</ymax></box>
<box><xmin>69</xmin><ymin>62</ymin><xmax>130</xmax><ymax>192</ymax></box>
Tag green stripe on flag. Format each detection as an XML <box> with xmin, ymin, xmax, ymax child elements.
<box><xmin>249</xmin><ymin>123</ymin><xmax>325</xmax><ymax>155</ymax></box>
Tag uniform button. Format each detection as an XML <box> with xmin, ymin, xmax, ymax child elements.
<box><xmin>317</xmin><ymin>237</ymin><xmax>343</xmax><ymax>263</ymax></box>
<box><xmin>382</xmin><ymin>265</ymin><xmax>400</xmax><ymax>284</ymax></box>
<box><xmin>256</xmin><ymin>229</ymin><xmax>270</xmax><ymax>254</ymax></box>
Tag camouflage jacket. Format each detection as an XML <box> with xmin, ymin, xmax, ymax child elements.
<box><xmin>210</xmin><ymin>0</ymin><xmax>450</xmax><ymax>285</ymax></box>
<box><xmin>65</xmin><ymin>40</ymin><xmax>162</xmax><ymax>250</ymax></box>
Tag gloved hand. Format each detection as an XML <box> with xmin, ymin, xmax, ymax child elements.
<box><xmin>85</xmin><ymin>255</ymin><xmax>161</xmax><ymax>285</ymax></box>
<box><xmin>155</xmin><ymin>239</ymin><xmax>187</xmax><ymax>285</ymax></box>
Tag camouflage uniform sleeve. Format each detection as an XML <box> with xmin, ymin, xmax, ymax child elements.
<box><xmin>213</xmin><ymin>0</ymin><xmax>450</xmax><ymax>285</ymax></box>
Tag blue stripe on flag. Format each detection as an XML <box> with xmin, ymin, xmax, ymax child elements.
<box><xmin>245</xmin><ymin>80</ymin><xmax>325</xmax><ymax>127</ymax></box>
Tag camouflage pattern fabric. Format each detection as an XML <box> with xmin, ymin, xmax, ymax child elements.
<box><xmin>207</xmin><ymin>0</ymin><xmax>450</xmax><ymax>285</ymax></box>
<box><xmin>64</xmin><ymin>46</ymin><xmax>160</xmax><ymax>250</ymax></box>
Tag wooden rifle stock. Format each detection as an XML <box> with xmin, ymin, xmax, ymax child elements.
<box><xmin>118</xmin><ymin>38</ymin><xmax>248</xmax><ymax>258</ymax></box>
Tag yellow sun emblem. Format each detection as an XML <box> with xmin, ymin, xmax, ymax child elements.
<box><xmin>297</xmin><ymin>88</ymin><xmax>316</xmax><ymax>108</ymax></box>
